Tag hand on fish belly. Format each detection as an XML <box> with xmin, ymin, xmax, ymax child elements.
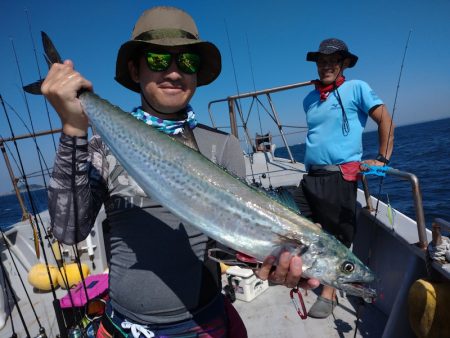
<box><xmin>255</xmin><ymin>251</ymin><xmax>320</xmax><ymax>289</ymax></box>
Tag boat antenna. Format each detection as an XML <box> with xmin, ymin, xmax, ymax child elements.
<box><xmin>25</xmin><ymin>8</ymin><xmax>57</xmax><ymax>151</ymax></box>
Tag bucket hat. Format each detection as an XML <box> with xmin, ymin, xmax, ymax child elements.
<box><xmin>306</xmin><ymin>38</ymin><xmax>358</xmax><ymax>68</ymax></box>
<box><xmin>115</xmin><ymin>6</ymin><xmax>221</xmax><ymax>91</ymax></box>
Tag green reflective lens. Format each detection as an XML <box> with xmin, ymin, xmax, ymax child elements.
<box><xmin>177</xmin><ymin>53</ymin><xmax>200</xmax><ymax>74</ymax></box>
<box><xmin>145</xmin><ymin>51</ymin><xmax>200</xmax><ymax>74</ymax></box>
<box><xmin>146</xmin><ymin>52</ymin><xmax>172</xmax><ymax>72</ymax></box>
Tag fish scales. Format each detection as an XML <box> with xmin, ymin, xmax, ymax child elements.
<box><xmin>80</xmin><ymin>92</ymin><xmax>376</xmax><ymax>298</ymax></box>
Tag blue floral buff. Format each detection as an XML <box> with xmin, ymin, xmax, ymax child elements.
<box><xmin>130</xmin><ymin>105</ymin><xmax>197</xmax><ymax>135</ymax></box>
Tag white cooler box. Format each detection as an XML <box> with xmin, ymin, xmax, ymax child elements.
<box><xmin>226</xmin><ymin>266</ymin><xmax>269</xmax><ymax>302</ymax></box>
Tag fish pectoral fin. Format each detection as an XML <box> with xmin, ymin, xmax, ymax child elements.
<box><xmin>273</xmin><ymin>233</ymin><xmax>309</xmax><ymax>256</ymax></box>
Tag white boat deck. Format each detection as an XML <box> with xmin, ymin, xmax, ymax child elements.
<box><xmin>226</xmin><ymin>276</ymin><xmax>386</xmax><ymax>338</ymax></box>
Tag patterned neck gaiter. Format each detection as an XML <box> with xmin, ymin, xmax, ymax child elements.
<box><xmin>130</xmin><ymin>105</ymin><xmax>198</xmax><ymax>135</ymax></box>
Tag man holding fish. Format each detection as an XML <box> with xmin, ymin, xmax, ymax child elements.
<box><xmin>42</xmin><ymin>6</ymin><xmax>318</xmax><ymax>337</ymax></box>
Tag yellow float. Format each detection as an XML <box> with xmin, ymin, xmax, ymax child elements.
<box><xmin>57</xmin><ymin>263</ymin><xmax>90</xmax><ymax>289</ymax></box>
<box><xmin>408</xmin><ymin>278</ymin><xmax>450</xmax><ymax>338</ymax></box>
<box><xmin>27</xmin><ymin>263</ymin><xmax>59</xmax><ymax>291</ymax></box>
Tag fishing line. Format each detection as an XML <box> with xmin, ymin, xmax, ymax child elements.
<box><xmin>2</xmin><ymin>97</ymin><xmax>53</xmax><ymax>180</ymax></box>
<box><xmin>0</xmin><ymin>229</ymin><xmax>43</xmax><ymax>328</ymax></box>
<box><xmin>66</xmin><ymin>138</ymin><xmax>92</xmax><ymax>333</ymax></box>
<box><xmin>0</xmin><ymin>253</ymin><xmax>31</xmax><ymax>337</ymax></box>
<box><xmin>357</xmin><ymin>33</ymin><xmax>412</xmax><ymax>334</ymax></box>
<box><xmin>0</xmin><ymin>93</ymin><xmax>59</xmax><ymax>309</ymax></box>
<box><xmin>372</xmin><ymin>30</ymin><xmax>412</xmax><ymax>219</ymax></box>
<box><xmin>11</xmin><ymin>39</ymin><xmax>50</xmax><ymax>194</ymax></box>
<box><xmin>245</xmin><ymin>34</ymin><xmax>274</xmax><ymax>189</ymax></box>
<box><xmin>25</xmin><ymin>9</ymin><xmax>57</xmax><ymax>151</ymax></box>
<box><xmin>246</xmin><ymin>34</ymin><xmax>263</xmax><ymax>134</ymax></box>
<box><xmin>1</xmin><ymin>261</ymin><xmax>16</xmax><ymax>336</ymax></box>
<box><xmin>1</xmin><ymin>95</ymin><xmax>59</xmax><ymax>263</ymax></box>
<box><xmin>223</xmin><ymin>20</ymin><xmax>253</xmax><ymax>153</ymax></box>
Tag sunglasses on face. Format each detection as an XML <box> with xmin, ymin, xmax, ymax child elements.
<box><xmin>316</xmin><ymin>58</ymin><xmax>343</xmax><ymax>67</ymax></box>
<box><xmin>145</xmin><ymin>51</ymin><xmax>201</xmax><ymax>74</ymax></box>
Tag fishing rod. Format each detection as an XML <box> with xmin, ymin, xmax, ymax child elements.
<box><xmin>244</xmin><ymin>33</ymin><xmax>275</xmax><ymax>188</ymax></box>
<box><xmin>223</xmin><ymin>20</ymin><xmax>255</xmax><ymax>152</ymax></box>
<box><xmin>2</xmin><ymin>97</ymin><xmax>53</xmax><ymax>184</ymax></box>
<box><xmin>0</xmin><ymin>229</ymin><xmax>45</xmax><ymax>335</ymax></box>
<box><xmin>0</xmin><ymin>95</ymin><xmax>58</xmax><ymax>260</ymax></box>
<box><xmin>0</xmin><ymin>95</ymin><xmax>52</xmax><ymax>337</ymax></box>
<box><xmin>354</xmin><ymin>30</ymin><xmax>413</xmax><ymax>338</ymax></box>
<box><xmin>223</xmin><ymin>22</ymin><xmax>268</xmax><ymax>187</ymax></box>
<box><xmin>21</xmin><ymin>31</ymin><xmax>101</xmax><ymax>337</ymax></box>
<box><xmin>1</xmin><ymin>262</ymin><xmax>17</xmax><ymax>338</ymax></box>
<box><xmin>372</xmin><ymin>30</ymin><xmax>412</xmax><ymax>217</ymax></box>
<box><xmin>25</xmin><ymin>9</ymin><xmax>57</xmax><ymax>151</ymax></box>
<box><xmin>10</xmin><ymin>38</ymin><xmax>50</xmax><ymax>193</ymax></box>
<box><xmin>0</xmin><ymin>251</ymin><xmax>31</xmax><ymax>337</ymax></box>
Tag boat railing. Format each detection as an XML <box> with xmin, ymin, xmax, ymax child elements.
<box><xmin>361</xmin><ymin>168</ymin><xmax>428</xmax><ymax>249</ymax></box>
<box><xmin>207</xmin><ymin>81</ymin><xmax>313</xmax><ymax>163</ymax></box>
<box><xmin>0</xmin><ymin>128</ymin><xmax>62</xmax><ymax>220</ymax></box>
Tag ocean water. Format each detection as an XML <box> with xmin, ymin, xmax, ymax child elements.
<box><xmin>0</xmin><ymin>188</ymin><xmax>48</xmax><ymax>230</ymax></box>
<box><xmin>1</xmin><ymin>118</ymin><xmax>449</xmax><ymax>230</ymax></box>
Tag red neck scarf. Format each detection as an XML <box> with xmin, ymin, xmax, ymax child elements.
<box><xmin>314</xmin><ymin>76</ymin><xmax>345</xmax><ymax>101</ymax></box>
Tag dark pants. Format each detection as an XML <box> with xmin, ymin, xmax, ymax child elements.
<box><xmin>291</xmin><ymin>169</ymin><xmax>357</xmax><ymax>247</ymax></box>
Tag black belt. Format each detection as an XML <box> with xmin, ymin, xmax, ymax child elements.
<box><xmin>309</xmin><ymin>164</ymin><xmax>340</xmax><ymax>172</ymax></box>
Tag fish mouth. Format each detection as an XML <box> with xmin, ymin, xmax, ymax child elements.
<box><xmin>338</xmin><ymin>282</ymin><xmax>377</xmax><ymax>299</ymax></box>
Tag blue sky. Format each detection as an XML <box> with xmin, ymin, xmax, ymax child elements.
<box><xmin>0</xmin><ymin>0</ymin><xmax>449</xmax><ymax>194</ymax></box>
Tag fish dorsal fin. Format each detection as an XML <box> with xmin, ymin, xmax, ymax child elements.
<box><xmin>259</xmin><ymin>186</ymin><xmax>302</xmax><ymax>215</ymax></box>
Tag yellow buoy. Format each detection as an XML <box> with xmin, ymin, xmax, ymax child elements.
<box><xmin>27</xmin><ymin>263</ymin><xmax>59</xmax><ymax>291</ymax></box>
<box><xmin>57</xmin><ymin>263</ymin><xmax>90</xmax><ymax>289</ymax></box>
<box><xmin>408</xmin><ymin>278</ymin><xmax>450</xmax><ymax>338</ymax></box>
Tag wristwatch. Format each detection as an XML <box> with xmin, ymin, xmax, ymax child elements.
<box><xmin>376</xmin><ymin>154</ymin><xmax>390</xmax><ymax>164</ymax></box>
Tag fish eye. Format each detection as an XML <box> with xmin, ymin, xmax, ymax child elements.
<box><xmin>341</xmin><ymin>261</ymin><xmax>355</xmax><ymax>274</ymax></box>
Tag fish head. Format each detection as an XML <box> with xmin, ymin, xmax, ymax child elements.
<box><xmin>303</xmin><ymin>239</ymin><xmax>377</xmax><ymax>299</ymax></box>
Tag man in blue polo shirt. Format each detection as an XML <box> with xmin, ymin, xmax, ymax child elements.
<box><xmin>295</xmin><ymin>38</ymin><xmax>395</xmax><ymax>318</ymax></box>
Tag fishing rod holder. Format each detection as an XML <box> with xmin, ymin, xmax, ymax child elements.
<box><xmin>361</xmin><ymin>168</ymin><xmax>428</xmax><ymax>249</ymax></box>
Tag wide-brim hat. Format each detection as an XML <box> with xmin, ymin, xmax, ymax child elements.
<box><xmin>115</xmin><ymin>6</ymin><xmax>222</xmax><ymax>92</ymax></box>
<box><xmin>306</xmin><ymin>38</ymin><xmax>358</xmax><ymax>68</ymax></box>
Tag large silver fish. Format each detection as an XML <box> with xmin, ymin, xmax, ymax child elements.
<box><xmin>80</xmin><ymin>91</ymin><xmax>376</xmax><ymax>299</ymax></box>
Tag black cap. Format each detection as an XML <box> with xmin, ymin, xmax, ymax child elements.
<box><xmin>306</xmin><ymin>38</ymin><xmax>358</xmax><ymax>68</ymax></box>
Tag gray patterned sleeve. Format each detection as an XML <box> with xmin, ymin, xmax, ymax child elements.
<box><xmin>48</xmin><ymin>133</ymin><xmax>108</xmax><ymax>245</ymax></box>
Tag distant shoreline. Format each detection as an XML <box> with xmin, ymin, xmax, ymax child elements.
<box><xmin>0</xmin><ymin>185</ymin><xmax>46</xmax><ymax>197</ymax></box>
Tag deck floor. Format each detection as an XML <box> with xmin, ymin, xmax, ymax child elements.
<box><xmin>231</xmin><ymin>282</ymin><xmax>387</xmax><ymax>338</ymax></box>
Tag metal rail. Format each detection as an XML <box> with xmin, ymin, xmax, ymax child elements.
<box><xmin>0</xmin><ymin>128</ymin><xmax>62</xmax><ymax>220</ymax></box>
<box><xmin>361</xmin><ymin>168</ymin><xmax>428</xmax><ymax>249</ymax></box>
<box><xmin>208</xmin><ymin>81</ymin><xmax>313</xmax><ymax>163</ymax></box>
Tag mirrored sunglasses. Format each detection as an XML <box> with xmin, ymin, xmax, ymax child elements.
<box><xmin>145</xmin><ymin>51</ymin><xmax>201</xmax><ymax>74</ymax></box>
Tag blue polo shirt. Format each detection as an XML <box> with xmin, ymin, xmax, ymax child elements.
<box><xmin>303</xmin><ymin>80</ymin><xmax>383</xmax><ymax>170</ymax></box>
